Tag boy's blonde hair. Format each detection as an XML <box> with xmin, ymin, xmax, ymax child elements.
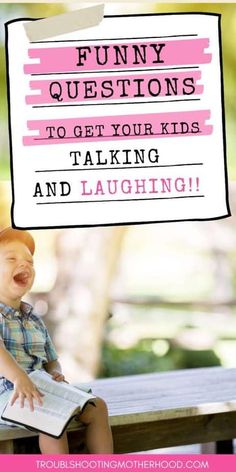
<box><xmin>0</xmin><ymin>228</ymin><xmax>35</xmax><ymax>255</ymax></box>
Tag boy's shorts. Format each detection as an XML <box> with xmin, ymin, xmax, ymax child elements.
<box><xmin>0</xmin><ymin>390</ymin><xmax>18</xmax><ymax>427</ymax></box>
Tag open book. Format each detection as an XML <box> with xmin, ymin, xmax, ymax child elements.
<box><xmin>1</xmin><ymin>370</ymin><xmax>96</xmax><ymax>438</ymax></box>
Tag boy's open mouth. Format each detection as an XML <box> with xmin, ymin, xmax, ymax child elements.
<box><xmin>13</xmin><ymin>270</ymin><xmax>31</xmax><ymax>287</ymax></box>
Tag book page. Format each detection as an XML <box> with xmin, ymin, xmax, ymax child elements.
<box><xmin>2</xmin><ymin>373</ymin><xmax>94</xmax><ymax>436</ymax></box>
<box><xmin>2</xmin><ymin>394</ymin><xmax>69</xmax><ymax>437</ymax></box>
<box><xmin>29</xmin><ymin>370</ymin><xmax>95</xmax><ymax>406</ymax></box>
<box><xmin>3</xmin><ymin>389</ymin><xmax>78</xmax><ymax>420</ymax></box>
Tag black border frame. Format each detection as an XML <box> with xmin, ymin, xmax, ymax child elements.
<box><xmin>4</xmin><ymin>12</ymin><xmax>230</xmax><ymax>230</ymax></box>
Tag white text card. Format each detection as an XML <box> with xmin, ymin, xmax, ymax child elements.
<box><xmin>6</xmin><ymin>13</ymin><xmax>229</xmax><ymax>228</ymax></box>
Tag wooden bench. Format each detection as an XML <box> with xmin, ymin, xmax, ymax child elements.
<box><xmin>1</xmin><ymin>366</ymin><xmax>236</xmax><ymax>454</ymax></box>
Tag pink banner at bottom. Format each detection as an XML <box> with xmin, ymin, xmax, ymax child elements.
<box><xmin>0</xmin><ymin>454</ymin><xmax>235</xmax><ymax>472</ymax></box>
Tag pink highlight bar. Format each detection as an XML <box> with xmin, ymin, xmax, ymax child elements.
<box><xmin>23</xmin><ymin>110</ymin><xmax>212</xmax><ymax>146</ymax></box>
<box><xmin>0</xmin><ymin>454</ymin><xmax>236</xmax><ymax>472</ymax></box>
<box><xmin>25</xmin><ymin>71</ymin><xmax>203</xmax><ymax>105</ymax></box>
<box><xmin>24</xmin><ymin>38</ymin><xmax>211</xmax><ymax>75</ymax></box>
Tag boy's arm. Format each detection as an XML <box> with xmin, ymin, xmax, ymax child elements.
<box><xmin>38</xmin><ymin>318</ymin><xmax>66</xmax><ymax>382</ymax></box>
<box><xmin>44</xmin><ymin>359</ymin><xmax>67</xmax><ymax>382</ymax></box>
<box><xmin>0</xmin><ymin>341</ymin><xmax>44</xmax><ymax>410</ymax></box>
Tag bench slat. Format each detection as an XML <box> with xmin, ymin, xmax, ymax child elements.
<box><xmin>87</xmin><ymin>367</ymin><xmax>236</xmax><ymax>425</ymax></box>
<box><xmin>1</xmin><ymin>367</ymin><xmax>236</xmax><ymax>451</ymax></box>
<box><xmin>0</xmin><ymin>439</ymin><xmax>14</xmax><ymax>453</ymax></box>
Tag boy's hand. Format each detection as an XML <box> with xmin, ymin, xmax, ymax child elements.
<box><xmin>44</xmin><ymin>360</ymin><xmax>68</xmax><ymax>382</ymax></box>
<box><xmin>10</xmin><ymin>373</ymin><xmax>44</xmax><ymax>411</ymax></box>
<box><xmin>51</xmin><ymin>370</ymin><xmax>67</xmax><ymax>383</ymax></box>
